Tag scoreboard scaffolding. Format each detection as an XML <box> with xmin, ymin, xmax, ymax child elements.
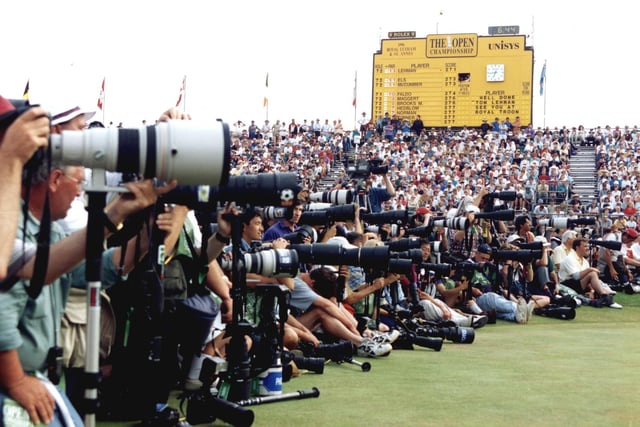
<box><xmin>372</xmin><ymin>33</ymin><xmax>534</xmax><ymax>128</ymax></box>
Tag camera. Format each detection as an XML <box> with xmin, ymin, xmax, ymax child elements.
<box><xmin>419</xmin><ymin>263</ymin><xmax>452</xmax><ymax>277</ymax></box>
<box><xmin>289</xmin><ymin>242</ymin><xmax>390</xmax><ymax>271</ymax></box>
<box><xmin>299</xmin><ymin>204</ymin><xmax>356</xmax><ymax>226</ymax></box>
<box><xmin>0</xmin><ymin>99</ymin><xmax>45</xmax><ymax>170</ymax></box>
<box><xmin>161</xmin><ymin>172</ymin><xmax>300</xmax><ymax>210</ymax></box>
<box><xmin>308</xmin><ymin>190</ymin><xmax>353</xmax><ymax>205</ymax></box>
<box><xmin>368</xmin><ymin>158</ymin><xmax>388</xmax><ymax>175</ymax></box>
<box><xmin>491</xmin><ymin>249</ymin><xmax>543</xmax><ymax>263</ymax></box>
<box><xmin>257</xmin><ymin>206</ymin><xmax>289</xmax><ymax>222</ymax></box>
<box><xmin>514</xmin><ymin>241</ymin><xmax>543</xmax><ymax>250</ymax></box>
<box><xmin>361</xmin><ymin>210</ymin><xmax>408</xmax><ymax>226</ymax></box>
<box><xmin>588</xmin><ymin>239</ymin><xmax>622</xmax><ymax>251</ymax></box>
<box><xmin>385</xmin><ymin>237</ymin><xmax>422</xmax><ymax>251</ymax></box>
<box><xmin>281</xmin><ymin>224</ymin><xmax>316</xmax><ymax>244</ymax></box>
<box><xmin>431</xmin><ymin>217</ymin><xmax>468</xmax><ymax>231</ymax></box>
<box><xmin>46</xmin><ymin>345</ymin><xmax>64</xmax><ymax>385</ymax></box>
<box><xmin>365</xmin><ymin>224</ymin><xmax>401</xmax><ymax>239</ymax></box>
<box><xmin>537</xmin><ymin>216</ymin><xmax>597</xmax><ymax>229</ymax></box>
<box><xmin>51</xmin><ymin>120</ymin><xmax>232</xmax><ymax>186</ymax></box>
<box><xmin>219</xmin><ymin>249</ymin><xmax>299</xmax><ymax>278</ymax></box>
<box><xmin>411</xmin><ymin>322</ymin><xmax>475</xmax><ymax>344</ymax></box>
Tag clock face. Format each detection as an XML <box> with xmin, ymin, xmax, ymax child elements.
<box><xmin>486</xmin><ymin>64</ymin><xmax>505</xmax><ymax>82</ymax></box>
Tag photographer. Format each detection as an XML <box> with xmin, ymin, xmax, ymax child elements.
<box><xmin>596</xmin><ymin>223</ymin><xmax>633</xmax><ymax>287</ymax></box>
<box><xmin>360</xmin><ymin>160</ymin><xmax>396</xmax><ymax>213</ymax></box>
<box><xmin>263</xmin><ymin>200</ymin><xmax>305</xmax><ymax>243</ymax></box>
<box><xmin>0</xmin><ymin>97</ymin><xmax>50</xmax><ymax>280</ymax></box>
<box><xmin>0</xmin><ymin>154</ymin><xmax>174</xmax><ymax>425</ymax></box>
<box><xmin>558</xmin><ymin>238</ymin><xmax>622</xmax><ymax>308</ymax></box>
<box><xmin>463</xmin><ymin>244</ymin><xmax>533</xmax><ymax>324</ymax></box>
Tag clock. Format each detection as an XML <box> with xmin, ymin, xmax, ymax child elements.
<box><xmin>486</xmin><ymin>63</ymin><xmax>505</xmax><ymax>82</ymax></box>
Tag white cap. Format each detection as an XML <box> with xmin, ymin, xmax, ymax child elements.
<box><xmin>50</xmin><ymin>105</ymin><xmax>95</xmax><ymax>125</ymax></box>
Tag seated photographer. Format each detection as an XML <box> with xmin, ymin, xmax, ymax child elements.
<box><xmin>0</xmin><ymin>97</ymin><xmax>50</xmax><ymax>280</ymax></box>
<box><xmin>302</xmin><ymin>266</ymin><xmax>393</xmax><ymax>358</ymax></box>
<box><xmin>596</xmin><ymin>225</ymin><xmax>636</xmax><ymax>288</ymax></box>
<box><xmin>0</xmin><ymin>157</ymin><xmax>174</xmax><ymax>426</ymax></box>
<box><xmin>557</xmin><ymin>238</ymin><xmax>622</xmax><ymax>308</ymax></box>
<box><xmin>338</xmin><ymin>234</ymin><xmax>400</xmax><ymax>336</ymax></box>
<box><xmin>500</xmin><ymin>236</ymin><xmax>553</xmax><ymax>314</ymax></box>
<box><xmin>552</xmin><ymin>229</ymin><xmax>578</xmax><ymax>273</ymax></box>
<box><xmin>462</xmin><ymin>244</ymin><xmax>533</xmax><ymax>324</ymax></box>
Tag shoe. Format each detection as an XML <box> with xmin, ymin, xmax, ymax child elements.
<box><xmin>526</xmin><ymin>301</ymin><xmax>536</xmax><ymax>321</ymax></box>
<box><xmin>624</xmin><ymin>283</ymin><xmax>640</xmax><ymax>294</ymax></box>
<box><xmin>357</xmin><ymin>338</ymin><xmax>393</xmax><ymax>358</ymax></box>
<box><xmin>370</xmin><ymin>329</ymin><xmax>401</xmax><ymax>344</ymax></box>
<box><xmin>471</xmin><ymin>315</ymin><xmax>489</xmax><ymax>329</ymax></box>
<box><xmin>609</xmin><ymin>302</ymin><xmax>623</xmax><ymax>309</ymax></box>
<box><xmin>515</xmin><ymin>297</ymin><xmax>528</xmax><ymax>324</ymax></box>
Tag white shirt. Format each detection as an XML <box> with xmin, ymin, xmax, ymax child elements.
<box><xmin>558</xmin><ymin>251</ymin><xmax>590</xmax><ymax>282</ymax></box>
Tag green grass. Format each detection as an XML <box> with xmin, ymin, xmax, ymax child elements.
<box><xmin>98</xmin><ymin>293</ymin><xmax>640</xmax><ymax>427</ymax></box>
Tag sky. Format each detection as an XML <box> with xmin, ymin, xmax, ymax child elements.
<box><xmin>2</xmin><ymin>0</ymin><xmax>637</xmax><ymax>130</ymax></box>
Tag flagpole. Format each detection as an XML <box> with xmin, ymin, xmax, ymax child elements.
<box><xmin>542</xmin><ymin>61</ymin><xmax>547</xmax><ymax>129</ymax></box>
<box><xmin>102</xmin><ymin>79</ymin><xmax>105</xmax><ymax>125</ymax></box>
<box><xmin>353</xmin><ymin>71</ymin><xmax>357</xmax><ymax>131</ymax></box>
<box><xmin>264</xmin><ymin>72</ymin><xmax>269</xmax><ymax>122</ymax></box>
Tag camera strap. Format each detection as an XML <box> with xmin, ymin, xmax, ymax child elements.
<box><xmin>22</xmin><ymin>145</ymin><xmax>53</xmax><ymax>300</ymax></box>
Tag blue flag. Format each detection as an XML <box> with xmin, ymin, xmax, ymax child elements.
<box><xmin>539</xmin><ymin>62</ymin><xmax>546</xmax><ymax>96</ymax></box>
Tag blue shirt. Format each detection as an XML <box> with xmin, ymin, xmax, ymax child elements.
<box><xmin>0</xmin><ymin>206</ymin><xmax>118</xmax><ymax>373</ymax></box>
<box><xmin>263</xmin><ymin>221</ymin><xmax>296</xmax><ymax>242</ymax></box>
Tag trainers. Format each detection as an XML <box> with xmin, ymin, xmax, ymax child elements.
<box><xmin>370</xmin><ymin>329</ymin><xmax>401</xmax><ymax>344</ymax></box>
<box><xmin>526</xmin><ymin>301</ymin><xmax>536</xmax><ymax>321</ymax></box>
<box><xmin>470</xmin><ymin>315</ymin><xmax>489</xmax><ymax>329</ymax></box>
<box><xmin>515</xmin><ymin>297</ymin><xmax>528</xmax><ymax>324</ymax></box>
<box><xmin>357</xmin><ymin>338</ymin><xmax>393</xmax><ymax>358</ymax></box>
<box><xmin>609</xmin><ymin>302</ymin><xmax>623</xmax><ymax>309</ymax></box>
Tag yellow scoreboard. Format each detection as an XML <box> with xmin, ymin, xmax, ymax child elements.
<box><xmin>372</xmin><ymin>33</ymin><xmax>534</xmax><ymax>128</ymax></box>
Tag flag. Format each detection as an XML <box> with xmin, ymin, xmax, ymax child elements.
<box><xmin>263</xmin><ymin>73</ymin><xmax>269</xmax><ymax>107</ymax></box>
<box><xmin>539</xmin><ymin>62</ymin><xmax>546</xmax><ymax>96</ymax></box>
<box><xmin>352</xmin><ymin>71</ymin><xmax>357</xmax><ymax>107</ymax></box>
<box><xmin>97</xmin><ymin>77</ymin><xmax>105</xmax><ymax>110</ymax></box>
<box><xmin>22</xmin><ymin>80</ymin><xmax>29</xmax><ymax>101</ymax></box>
<box><xmin>176</xmin><ymin>75</ymin><xmax>186</xmax><ymax>107</ymax></box>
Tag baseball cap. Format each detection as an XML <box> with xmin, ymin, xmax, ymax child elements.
<box><xmin>50</xmin><ymin>105</ymin><xmax>95</xmax><ymax>126</ymax></box>
<box><xmin>0</xmin><ymin>96</ymin><xmax>16</xmax><ymax>117</ymax></box>
<box><xmin>625</xmin><ymin>228</ymin><xmax>639</xmax><ymax>239</ymax></box>
<box><xmin>465</xmin><ymin>204</ymin><xmax>480</xmax><ymax>213</ymax></box>
<box><xmin>477</xmin><ymin>243</ymin><xmax>492</xmax><ymax>255</ymax></box>
<box><xmin>416</xmin><ymin>207</ymin><xmax>429</xmax><ymax>215</ymax></box>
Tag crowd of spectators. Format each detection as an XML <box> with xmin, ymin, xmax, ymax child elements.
<box><xmin>226</xmin><ymin>114</ymin><xmax>583</xmax><ymax>217</ymax></box>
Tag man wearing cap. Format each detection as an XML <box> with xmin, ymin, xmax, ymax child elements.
<box><xmin>0</xmin><ymin>97</ymin><xmax>50</xmax><ymax>280</ymax></box>
<box><xmin>462</xmin><ymin>244</ymin><xmax>533</xmax><ymax>324</ymax></box>
<box><xmin>0</xmin><ymin>160</ymin><xmax>174</xmax><ymax>425</ymax></box>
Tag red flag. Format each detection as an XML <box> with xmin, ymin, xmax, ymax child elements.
<box><xmin>97</xmin><ymin>78</ymin><xmax>105</xmax><ymax>110</ymax></box>
<box><xmin>176</xmin><ymin>76</ymin><xmax>186</xmax><ymax>107</ymax></box>
<box><xmin>352</xmin><ymin>71</ymin><xmax>357</xmax><ymax>107</ymax></box>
